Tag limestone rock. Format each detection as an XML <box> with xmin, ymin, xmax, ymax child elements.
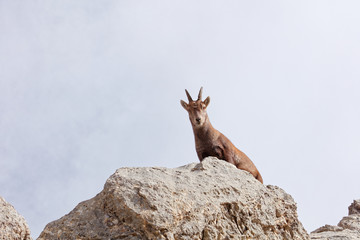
<box><xmin>348</xmin><ymin>199</ymin><xmax>360</xmax><ymax>215</ymax></box>
<box><xmin>0</xmin><ymin>196</ymin><xmax>32</xmax><ymax>240</ymax></box>
<box><xmin>311</xmin><ymin>199</ymin><xmax>360</xmax><ymax>240</ymax></box>
<box><xmin>38</xmin><ymin>157</ymin><xmax>309</xmax><ymax>240</ymax></box>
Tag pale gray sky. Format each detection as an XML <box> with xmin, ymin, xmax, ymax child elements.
<box><xmin>1</xmin><ymin>1</ymin><xmax>360</xmax><ymax>238</ymax></box>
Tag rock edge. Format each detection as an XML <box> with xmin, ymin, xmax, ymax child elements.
<box><xmin>311</xmin><ymin>199</ymin><xmax>360</xmax><ymax>240</ymax></box>
<box><xmin>0</xmin><ymin>196</ymin><xmax>32</xmax><ymax>240</ymax></box>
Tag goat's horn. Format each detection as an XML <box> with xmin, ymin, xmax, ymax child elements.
<box><xmin>185</xmin><ymin>89</ymin><xmax>193</xmax><ymax>102</ymax></box>
<box><xmin>198</xmin><ymin>87</ymin><xmax>203</xmax><ymax>100</ymax></box>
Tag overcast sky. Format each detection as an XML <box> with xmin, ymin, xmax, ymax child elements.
<box><xmin>1</xmin><ymin>1</ymin><xmax>360</xmax><ymax>238</ymax></box>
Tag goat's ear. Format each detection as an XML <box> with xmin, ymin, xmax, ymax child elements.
<box><xmin>203</xmin><ymin>96</ymin><xmax>210</xmax><ymax>108</ymax></box>
<box><xmin>180</xmin><ymin>100</ymin><xmax>189</xmax><ymax>111</ymax></box>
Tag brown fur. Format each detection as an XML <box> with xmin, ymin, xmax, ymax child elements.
<box><xmin>181</xmin><ymin>87</ymin><xmax>263</xmax><ymax>183</ymax></box>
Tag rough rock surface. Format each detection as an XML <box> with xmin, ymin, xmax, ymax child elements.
<box><xmin>311</xmin><ymin>199</ymin><xmax>360</xmax><ymax>240</ymax></box>
<box><xmin>0</xmin><ymin>196</ymin><xmax>32</xmax><ymax>240</ymax></box>
<box><xmin>38</xmin><ymin>157</ymin><xmax>309</xmax><ymax>240</ymax></box>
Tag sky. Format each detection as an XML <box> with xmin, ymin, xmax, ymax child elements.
<box><xmin>1</xmin><ymin>0</ymin><xmax>360</xmax><ymax>238</ymax></box>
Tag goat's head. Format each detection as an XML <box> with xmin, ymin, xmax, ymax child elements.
<box><xmin>180</xmin><ymin>87</ymin><xmax>210</xmax><ymax>128</ymax></box>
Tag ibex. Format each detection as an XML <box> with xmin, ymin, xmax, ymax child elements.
<box><xmin>180</xmin><ymin>87</ymin><xmax>263</xmax><ymax>183</ymax></box>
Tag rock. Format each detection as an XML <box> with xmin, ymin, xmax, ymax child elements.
<box><xmin>0</xmin><ymin>196</ymin><xmax>32</xmax><ymax>240</ymax></box>
<box><xmin>38</xmin><ymin>157</ymin><xmax>309</xmax><ymax>240</ymax></box>
<box><xmin>348</xmin><ymin>199</ymin><xmax>360</xmax><ymax>215</ymax></box>
<box><xmin>311</xmin><ymin>199</ymin><xmax>360</xmax><ymax>240</ymax></box>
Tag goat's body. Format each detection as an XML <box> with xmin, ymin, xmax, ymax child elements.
<box><xmin>181</xmin><ymin>87</ymin><xmax>263</xmax><ymax>183</ymax></box>
<box><xmin>193</xmin><ymin>122</ymin><xmax>263</xmax><ymax>183</ymax></box>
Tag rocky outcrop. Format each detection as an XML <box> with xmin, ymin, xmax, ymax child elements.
<box><xmin>38</xmin><ymin>157</ymin><xmax>309</xmax><ymax>240</ymax></box>
<box><xmin>0</xmin><ymin>196</ymin><xmax>32</xmax><ymax>240</ymax></box>
<box><xmin>311</xmin><ymin>199</ymin><xmax>360</xmax><ymax>240</ymax></box>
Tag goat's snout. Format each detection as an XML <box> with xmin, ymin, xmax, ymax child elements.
<box><xmin>196</xmin><ymin>117</ymin><xmax>201</xmax><ymax>123</ymax></box>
